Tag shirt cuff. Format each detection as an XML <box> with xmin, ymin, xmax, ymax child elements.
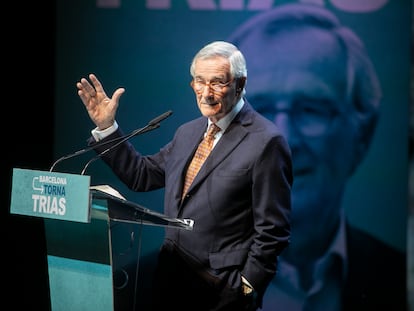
<box><xmin>91</xmin><ymin>121</ymin><xmax>118</xmax><ymax>141</ymax></box>
<box><xmin>241</xmin><ymin>275</ymin><xmax>253</xmax><ymax>288</ymax></box>
<box><xmin>241</xmin><ymin>275</ymin><xmax>254</xmax><ymax>295</ymax></box>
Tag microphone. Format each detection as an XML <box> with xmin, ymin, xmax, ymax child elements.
<box><xmin>80</xmin><ymin>123</ymin><xmax>160</xmax><ymax>175</ymax></box>
<box><xmin>49</xmin><ymin>110</ymin><xmax>173</xmax><ymax>172</ymax></box>
<box><xmin>147</xmin><ymin>110</ymin><xmax>173</xmax><ymax>126</ymax></box>
<box><xmin>80</xmin><ymin>110</ymin><xmax>173</xmax><ymax>175</ymax></box>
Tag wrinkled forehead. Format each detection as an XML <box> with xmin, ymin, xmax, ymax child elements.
<box><xmin>193</xmin><ymin>56</ymin><xmax>231</xmax><ymax>79</ymax></box>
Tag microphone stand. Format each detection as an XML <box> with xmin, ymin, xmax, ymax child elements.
<box><xmin>49</xmin><ymin>134</ymin><xmax>132</xmax><ymax>172</ymax></box>
<box><xmin>80</xmin><ymin>123</ymin><xmax>160</xmax><ymax>175</ymax></box>
<box><xmin>49</xmin><ymin>110</ymin><xmax>172</xmax><ymax>173</ymax></box>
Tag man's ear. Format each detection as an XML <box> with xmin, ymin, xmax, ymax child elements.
<box><xmin>236</xmin><ymin>77</ymin><xmax>246</xmax><ymax>94</ymax></box>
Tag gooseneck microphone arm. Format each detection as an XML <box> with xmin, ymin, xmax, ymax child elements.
<box><xmin>80</xmin><ymin>122</ymin><xmax>160</xmax><ymax>175</ymax></box>
<box><xmin>49</xmin><ymin>133</ymin><xmax>132</xmax><ymax>172</ymax></box>
<box><xmin>49</xmin><ymin>110</ymin><xmax>173</xmax><ymax>172</ymax></box>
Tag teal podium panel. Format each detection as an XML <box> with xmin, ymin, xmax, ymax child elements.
<box><xmin>10</xmin><ymin>168</ymin><xmax>194</xmax><ymax>311</ymax></box>
<box><xmin>47</xmin><ymin>255</ymin><xmax>113</xmax><ymax>311</ymax></box>
<box><xmin>44</xmin><ymin>203</ymin><xmax>114</xmax><ymax>311</ymax></box>
<box><xmin>10</xmin><ymin>168</ymin><xmax>91</xmax><ymax>223</ymax></box>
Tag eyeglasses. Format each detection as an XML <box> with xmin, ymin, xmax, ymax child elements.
<box><xmin>254</xmin><ymin>100</ymin><xmax>341</xmax><ymax>137</ymax></box>
<box><xmin>191</xmin><ymin>79</ymin><xmax>234</xmax><ymax>93</ymax></box>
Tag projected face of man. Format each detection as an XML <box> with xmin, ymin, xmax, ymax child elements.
<box><xmin>238</xmin><ymin>26</ymin><xmax>361</xmax><ymax>259</ymax></box>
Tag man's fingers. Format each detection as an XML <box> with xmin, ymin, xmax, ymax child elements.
<box><xmin>112</xmin><ymin>87</ymin><xmax>126</xmax><ymax>103</ymax></box>
<box><xmin>89</xmin><ymin>73</ymin><xmax>105</xmax><ymax>94</ymax></box>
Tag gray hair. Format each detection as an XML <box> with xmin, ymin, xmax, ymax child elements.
<box><xmin>190</xmin><ymin>41</ymin><xmax>247</xmax><ymax>97</ymax></box>
<box><xmin>228</xmin><ymin>3</ymin><xmax>381</xmax><ymax>151</ymax></box>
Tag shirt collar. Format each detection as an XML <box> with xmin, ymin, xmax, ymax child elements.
<box><xmin>208</xmin><ymin>98</ymin><xmax>244</xmax><ymax>132</ymax></box>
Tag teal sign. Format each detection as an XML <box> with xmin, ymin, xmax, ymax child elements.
<box><xmin>10</xmin><ymin>168</ymin><xmax>91</xmax><ymax>223</ymax></box>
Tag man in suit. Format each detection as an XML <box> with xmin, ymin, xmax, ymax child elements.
<box><xmin>228</xmin><ymin>3</ymin><xmax>407</xmax><ymax>310</ymax></box>
<box><xmin>76</xmin><ymin>41</ymin><xmax>293</xmax><ymax>311</ymax></box>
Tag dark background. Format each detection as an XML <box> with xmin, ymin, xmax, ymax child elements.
<box><xmin>5</xmin><ymin>1</ymin><xmax>54</xmax><ymax>309</ymax></box>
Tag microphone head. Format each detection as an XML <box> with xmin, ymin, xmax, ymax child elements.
<box><xmin>148</xmin><ymin>110</ymin><xmax>173</xmax><ymax>126</ymax></box>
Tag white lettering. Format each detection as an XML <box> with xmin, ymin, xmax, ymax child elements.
<box><xmin>59</xmin><ymin>198</ymin><xmax>66</xmax><ymax>215</ymax></box>
<box><xmin>31</xmin><ymin>194</ymin><xmax>66</xmax><ymax>216</ymax></box>
<box><xmin>49</xmin><ymin>196</ymin><xmax>58</xmax><ymax>214</ymax></box>
<box><xmin>32</xmin><ymin>194</ymin><xmax>40</xmax><ymax>212</ymax></box>
<box><xmin>38</xmin><ymin>175</ymin><xmax>67</xmax><ymax>185</ymax></box>
<box><xmin>39</xmin><ymin>195</ymin><xmax>48</xmax><ymax>213</ymax></box>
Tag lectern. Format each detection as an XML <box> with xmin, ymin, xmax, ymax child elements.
<box><xmin>10</xmin><ymin>168</ymin><xmax>193</xmax><ymax>311</ymax></box>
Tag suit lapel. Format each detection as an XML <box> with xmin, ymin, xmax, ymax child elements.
<box><xmin>184</xmin><ymin>105</ymin><xmax>253</xmax><ymax>196</ymax></box>
<box><xmin>198</xmin><ymin>122</ymin><xmax>248</xmax><ymax>177</ymax></box>
<box><xmin>174</xmin><ymin>119</ymin><xmax>207</xmax><ymax>204</ymax></box>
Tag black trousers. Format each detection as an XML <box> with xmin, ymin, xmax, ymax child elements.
<box><xmin>148</xmin><ymin>246</ymin><xmax>257</xmax><ymax>311</ymax></box>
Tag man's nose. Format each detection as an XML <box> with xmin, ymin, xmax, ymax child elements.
<box><xmin>202</xmin><ymin>84</ymin><xmax>215</xmax><ymax>96</ymax></box>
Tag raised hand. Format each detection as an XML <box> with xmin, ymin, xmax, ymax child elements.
<box><xmin>76</xmin><ymin>73</ymin><xmax>125</xmax><ymax>130</ymax></box>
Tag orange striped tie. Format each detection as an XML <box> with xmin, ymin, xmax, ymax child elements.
<box><xmin>182</xmin><ymin>123</ymin><xmax>220</xmax><ymax>198</ymax></box>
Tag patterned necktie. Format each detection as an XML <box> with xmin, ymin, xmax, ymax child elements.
<box><xmin>182</xmin><ymin>123</ymin><xmax>220</xmax><ymax>198</ymax></box>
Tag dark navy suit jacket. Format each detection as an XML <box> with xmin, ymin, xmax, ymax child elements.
<box><xmin>92</xmin><ymin>101</ymin><xmax>293</xmax><ymax>305</ymax></box>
